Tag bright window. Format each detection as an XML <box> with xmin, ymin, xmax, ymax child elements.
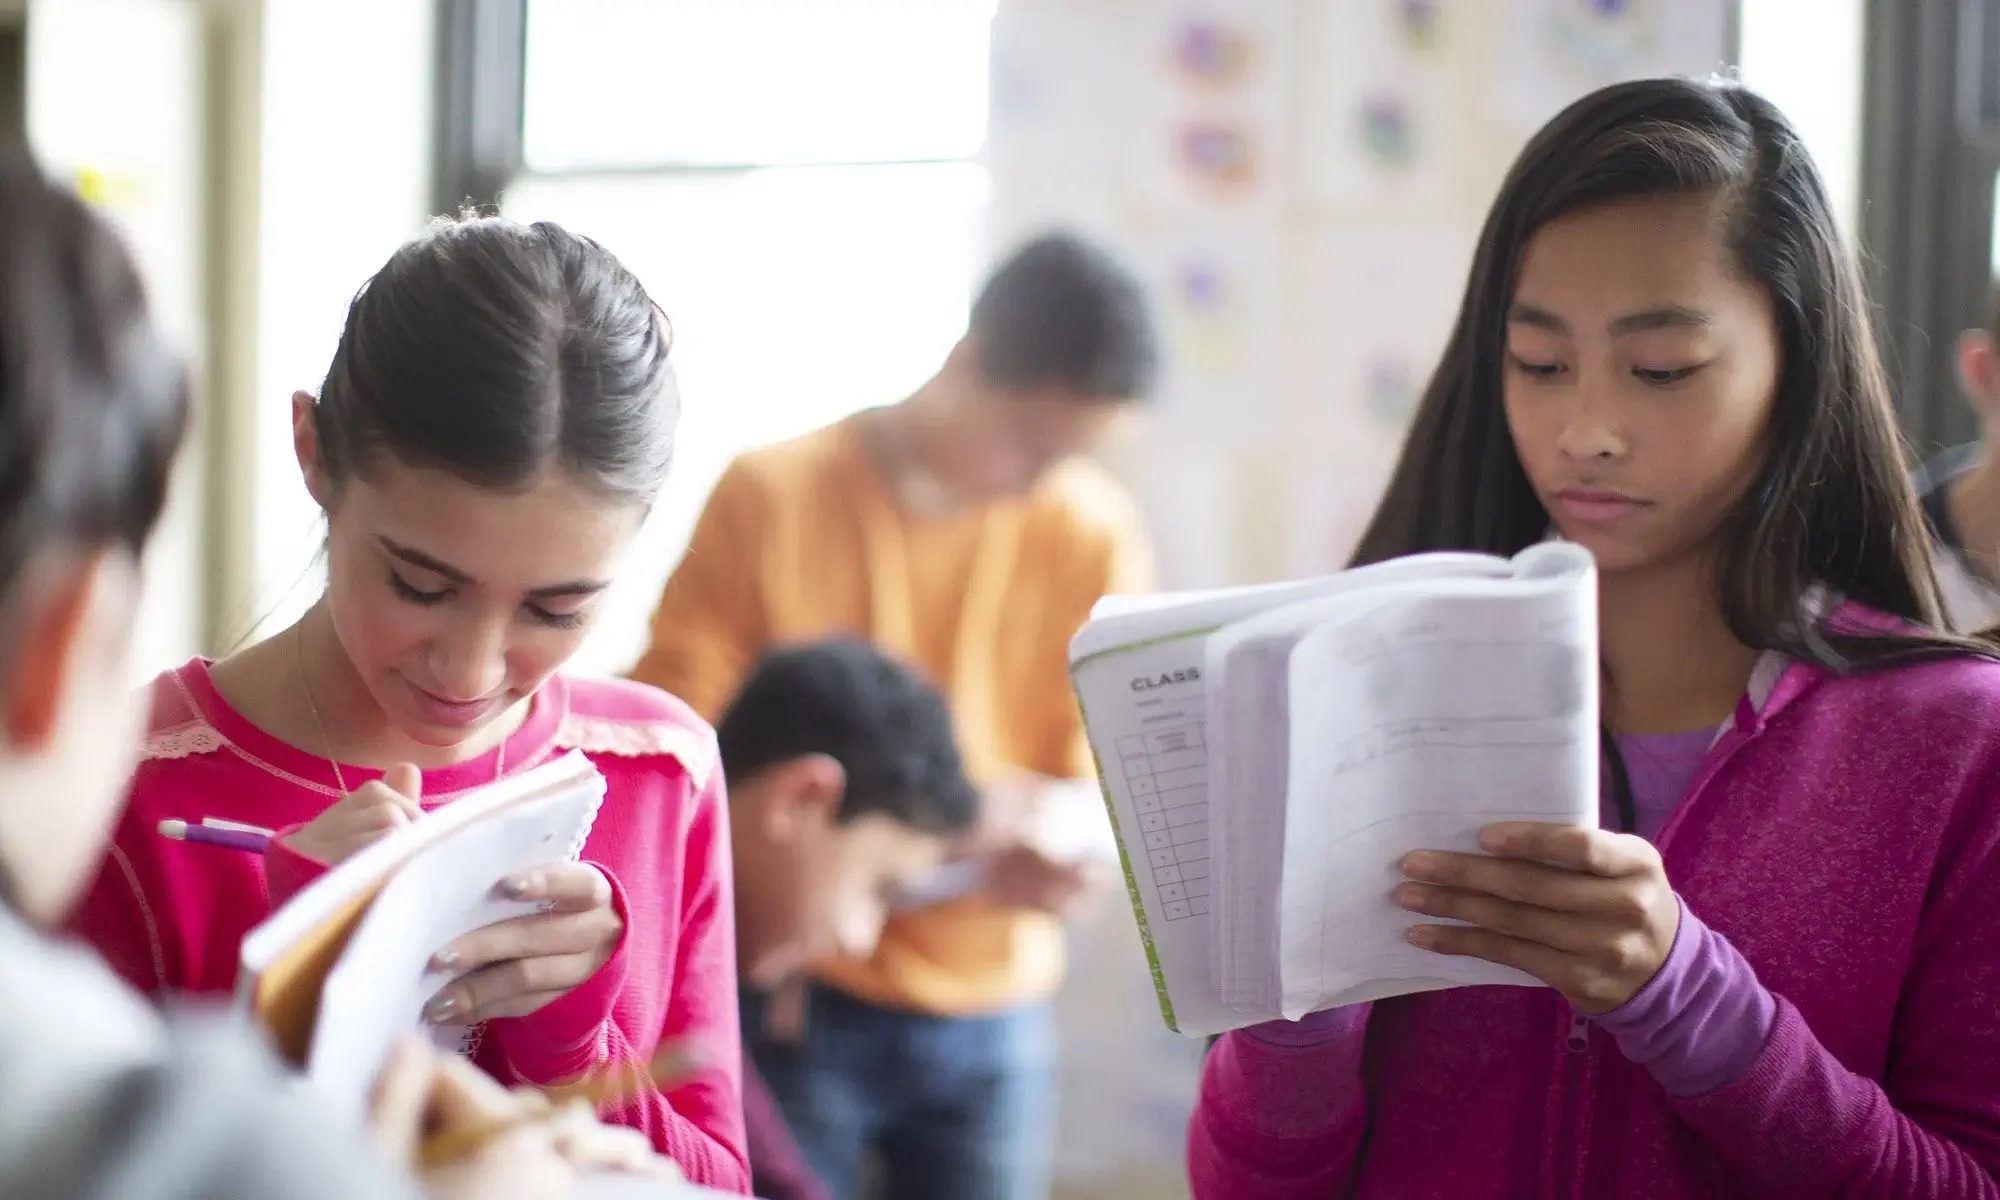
<box><xmin>510</xmin><ymin>1</ymin><xmax>995</xmax><ymax>675</ymax></box>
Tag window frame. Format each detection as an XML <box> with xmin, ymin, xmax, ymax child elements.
<box><xmin>1858</xmin><ymin>0</ymin><xmax>2000</xmax><ymax>456</ymax></box>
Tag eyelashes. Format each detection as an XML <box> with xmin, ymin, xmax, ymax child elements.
<box><xmin>1506</xmin><ymin>356</ymin><xmax>1708</xmax><ymax>388</ymax></box>
<box><xmin>387</xmin><ymin>570</ymin><xmax>588</xmax><ymax>630</ymax></box>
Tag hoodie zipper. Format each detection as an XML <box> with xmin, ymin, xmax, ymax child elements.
<box><xmin>1547</xmin><ymin>669</ymin><xmax>1782</xmax><ymax>1197</ymax></box>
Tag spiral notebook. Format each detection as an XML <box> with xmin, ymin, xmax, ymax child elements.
<box><xmin>1069</xmin><ymin>543</ymin><xmax>1600</xmax><ymax>1037</ymax></box>
<box><xmin>235</xmin><ymin>752</ymin><xmax>607</xmax><ymax>1120</ymax></box>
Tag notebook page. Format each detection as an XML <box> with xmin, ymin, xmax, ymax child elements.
<box><xmin>1202</xmin><ymin>551</ymin><xmax>1524</xmax><ymax>1017</ymax></box>
<box><xmin>1072</xmin><ymin>636</ymin><xmax>1233</xmax><ymax>1036</ymax></box>
<box><xmin>1276</xmin><ymin>552</ymin><xmax>1597</xmax><ymax>1019</ymax></box>
<box><xmin>239</xmin><ymin>753</ymin><xmax>606</xmax><ymax>979</ymax></box>
<box><xmin>1204</xmin><ymin>625</ymin><xmax>1291</xmax><ymax>1015</ymax></box>
<box><xmin>307</xmin><ymin>777</ymin><xmax>606</xmax><ymax>1121</ymax></box>
<box><xmin>1069</xmin><ymin>554</ymin><xmax>1503</xmax><ymax>664</ymax></box>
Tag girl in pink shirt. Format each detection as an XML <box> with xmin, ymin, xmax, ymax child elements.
<box><xmin>71</xmin><ymin>216</ymin><xmax>751</xmax><ymax>1193</ymax></box>
<box><xmin>1193</xmin><ymin>79</ymin><xmax>2000</xmax><ymax>1197</ymax></box>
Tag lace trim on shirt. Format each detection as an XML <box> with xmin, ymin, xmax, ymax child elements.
<box><xmin>140</xmin><ymin>721</ymin><xmax>227</xmax><ymax>761</ymax></box>
<box><xmin>552</xmin><ymin>714</ymin><xmax>716</xmax><ymax>789</ymax></box>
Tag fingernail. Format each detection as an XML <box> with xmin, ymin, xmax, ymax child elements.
<box><xmin>431</xmin><ymin>947</ymin><xmax>459</xmax><ymax>970</ymax></box>
<box><xmin>425</xmin><ymin>995</ymin><xmax>457</xmax><ymax>1023</ymax></box>
<box><xmin>1393</xmin><ymin>884</ymin><xmax>1426</xmax><ymax>909</ymax></box>
<box><xmin>1402</xmin><ymin>852</ymin><xmax>1438</xmax><ymax>878</ymax></box>
<box><xmin>499</xmin><ymin>873</ymin><xmax>535</xmax><ymax>899</ymax></box>
<box><xmin>1406</xmin><ymin>926</ymin><xmax>1438</xmax><ymax>948</ymax></box>
<box><xmin>1478</xmin><ymin>827</ymin><xmax>1506</xmax><ymax>853</ymax></box>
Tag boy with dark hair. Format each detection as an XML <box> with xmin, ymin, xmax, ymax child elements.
<box><xmin>635</xmin><ymin>229</ymin><xmax>1158</xmax><ymax>1199</ymax></box>
<box><xmin>1914</xmin><ymin>280</ymin><xmax>2000</xmax><ymax>630</ymax></box>
<box><xmin>719</xmin><ymin>639</ymin><xmax>980</xmax><ymax>1200</ymax></box>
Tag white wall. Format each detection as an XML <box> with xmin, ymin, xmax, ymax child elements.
<box><xmin>25</xmin><ymin>0</ymin><xmax>206</xmax><ymax>682</ymax></box>
<box><xmin>1735</xmin><ymin>0</ymin><xmax>1866</xmax><ymax>238</ymax></box>
<box><xmin>224</xmin><ymin>0</ymin><xmax>436</xmax><ymax>644</ymax></box>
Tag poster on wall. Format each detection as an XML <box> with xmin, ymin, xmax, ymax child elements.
<box><xmin>1306</xmin><ymin>223</ymin><xmax>1476</xmax><ymax>441</ymax></box>
<box><xmin>988</xmin><ymin>3</ymin><xmax>1140</xmax><ymax>187</ymax></box>
<box><xmin>1305</xmin><ymin>0</ymin><xmax>1459</xmax><ymax>210</ymax></box>
<box><xmin>1497</xmin><ymin>0</ymin><xmax>1734</xmax><ymax>134</ymax></box>
<box><xmin>1135</xmin><ymin>224</ymin><xmax>1286</xmax><ymax>448</ymax></box>
<box><xmin>1286</xmin><ymin>467</ymin><xmax>1400</xmax><ymax>577</ymax></box>
<box><xmin>1137</xmin><ymin>1</ymin><xmax>1295</xmax><ymax>215</ymax></box>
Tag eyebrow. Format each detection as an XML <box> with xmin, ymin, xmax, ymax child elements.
<box><xmin>379</xmin><ymin>537</ymin><xmax>610</xmax><ymax>600</ymax></box>
<box><xmin>1507</xmin><ymin>302</ymin><xmax>1712</xmax><ymax>336</ymax></box>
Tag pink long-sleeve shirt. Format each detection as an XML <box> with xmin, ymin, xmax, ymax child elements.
<box><xmin>1193</xmin><ymin>626</ymin><xmax>2000</xmax><ymax>1198</ymax></box>
<box><xmin>70</xmin><ymin>660</ymin><xmax>752</xmax><ymax>1194</ymax></box>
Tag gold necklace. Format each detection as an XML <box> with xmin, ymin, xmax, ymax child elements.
<box><xmin>294</xmin><ymin>620</ymin><xmax>506</xmax><ymax>797</ymax></box>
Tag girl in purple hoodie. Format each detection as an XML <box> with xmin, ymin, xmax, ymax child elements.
<box><xmin>1193</xmin><ymin>77</ymin><xmax>2000</xmax><ymax>1199</ymax></box>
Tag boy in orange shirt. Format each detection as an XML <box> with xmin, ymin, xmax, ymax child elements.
<box><xmin>633</xmin><ymin>231</ymin><xmax>1157</xmax><ymax>1199</ymax></box>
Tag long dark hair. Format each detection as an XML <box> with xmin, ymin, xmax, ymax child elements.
<box><xmin>314</xmin><ymin>214</ymin><xmax>677</xmax><ymax>504</ymax></box>
<box><xmin>1353</xmin><ymin>77</ymin><xmax>1990</xmax><ymax>674</ymax></box>
<box><xmin>0</xmin><ymin>156</ymin><xmax>187</xmax><ymax>907</ymax></box>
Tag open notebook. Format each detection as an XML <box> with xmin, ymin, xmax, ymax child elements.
<box><xmin>1069</xmin><ymin>543</ymin><xmax>1599</xmax><ymax>1037</ymax></box>
<box><xmin>237</xmin><ymin>752</ymin><xmax>607</xmax><ymax>1119</ymax></box>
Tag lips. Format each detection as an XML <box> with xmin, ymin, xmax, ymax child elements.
<box><xmin>1552</xmin><ymin>487</ymin><xmax>1649</xmax><ymax>524</ymax></box>
<box><xmin>402</xmin><ymin>677</ymin><xmax>499</xmax><ymax>728</ymax></box>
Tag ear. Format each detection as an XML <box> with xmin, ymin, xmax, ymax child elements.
<box><xmin>1959</xmin><ymin>332</ymin><xmax>2000</xmax><ymax>415</ymax></box>
<box><xmin>292</xmin><ymin>390</ymin><xmax>333</xmax><ymax>510</ymax></box>
<box><xmin>0</xmin><ymin>551</ymin><xmax>128</xmax><ymax>752</ymax></box>
<box><xmin>758</xmin><ymin>753</ymin><xmax>848</xmax><ymax>839</ymax></box>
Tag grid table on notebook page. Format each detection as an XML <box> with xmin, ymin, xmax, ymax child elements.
<box><xmin>1118</xmin><ymin>721</ymin><xmax>1211</xmax><ymax>921</ymax></box>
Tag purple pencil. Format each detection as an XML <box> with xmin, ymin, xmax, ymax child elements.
<box><xmin>157</xmin><ymin>818</ymin><xmax>271</xmax><ymax>854</ymax></box>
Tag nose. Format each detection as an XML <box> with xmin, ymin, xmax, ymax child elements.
<box><xmin>1552</xmin><ymin>385</ymin><xmax>1627</xmax><ymax>462</ymax></box>
<box><xmin>428</xmin><ymin>617</ymin><xmax>508</xmax><ymax>700</ymax></box>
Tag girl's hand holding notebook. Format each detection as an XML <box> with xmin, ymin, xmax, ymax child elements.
<box><xmin>424</xmin><ymin>862</ymin><xmax>625</xmax><ymax>1025</ymax></box>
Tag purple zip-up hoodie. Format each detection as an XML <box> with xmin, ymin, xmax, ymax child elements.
<box><xmin>1192</xmin><ymin>608</ymin><xmax>2000</xmax><ymax>1198</ymax></box>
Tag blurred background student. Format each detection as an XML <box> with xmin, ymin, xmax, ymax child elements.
<box><xmin>718</xmin><ymin>638</ymin><xmax>983</xmax><ymax>1200</ymax></box>
<box><xmin>1914</xmin><ymin>281</ymin><xmax>2000</xmax><ymax>631</ymax></box>
<box><xmin>632</xmin><ymin>231</ymin><xmax>1158</xmax><ymax>1199</ymax></box>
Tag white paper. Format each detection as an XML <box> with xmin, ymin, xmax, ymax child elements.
<box><xmin>987</xmin><ymin>4</ymin><xmax>1140</xmax><ymax>186</ymax></box>
<box><xmin>1307</xmin><ymin>224</ymin><xmax>1477</xmax><ymax>439</ymax></box>
<box><xmin>1073</xmin><ymin>550</ymin><xmax>1545</xmax><ymax>1034</ymax></box>
<box><xmin>1498</xmin><ymin>0</ymin><xmax>1734</xmax><ymax>134</ymax></box>
<box><xmin>1283</xmin><ymin>465</ymin><xmax>1395</xmax><ymax>580</ymax></box>
<box><xmin>1072</xmin><ymin>636</ymin><xmax>1228</xmax><ymax>1034</ymax></box>
<box><xmin>1301</xmin><ymin>0</ymin><xmax>1457</xmax><ymax>209</ymax></box>
<box><xmin>1073</xmin><ymin>545</ymin><xmax>1599</xmax><ymax>1035</ymax></box>
<box><xmin>1276</xmin><ymin>544</ymin><xmax>1599</xmax><ymax>1017</ymax></box>
<box><xmin>1133</xmin><ymin>225</ymin><xmax>1286</xmax><ymax>449</ymax></box>
<box><xmin>1119</xmin><ymin>441</ymin><xmax>1237</xmax><ymax>590</ymax></box>
<box><xmin>1134</xmin><ymin>1</ymin><xmax>1295</xmax><ymax>216</ymax></box>
<box><xmin>272</xmin><ymin>755</ymin><xmax>607</xmax><ymax>1123</ymax></box>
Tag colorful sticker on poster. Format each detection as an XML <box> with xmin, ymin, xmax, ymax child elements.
<box><xmin>1497</xmin><ymin>0</ymin><xmax>1731</xmax><ymax>132</ymax></box>
<box><xmin>1141</xmin><ymin>2</ymin><xmax>1293</xmax><ymax>213</ymax></box>
<box><xmin>1169</xmin><ymin>17</ymin><xmax>1257</xmax><ymax>90</ymax></box>
<box><xmin>1398</xmin><ymin>0</ymin><xmax>1446</xmax><ymax>53</ymax></box>
<box><xmin>1306</xmin><ymin>224</ymin><xmax>1475</xmax><ymax>439</ymax></box>
<box><xmin>1303</xmin><ymin>1</ymin><xmax>1451</xmax><ymax>208</ymax></box>
<box><xmin>1175</xmin><ymin>120</ymin><xmax>1262</xmax><ymax>197</ymax></box>
<box><xmin>1140</xmin><ymin>228</ymin><xmax>1283</xmax><ymax>446</ymax></box>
